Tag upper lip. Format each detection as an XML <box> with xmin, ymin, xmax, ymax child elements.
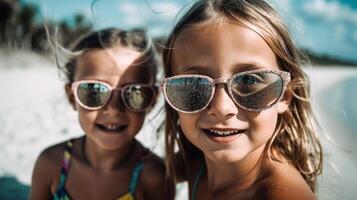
<box><xmin>202</xmin><ymin>128</ymin><xmax>247</xmax><ymax>135</ymax></box>
<box><xmin>203</xmin><ymin>127</ymin><xmax>246</xmax><ymax>131</ymax></box>
<box><xmin>96</xmin><ymin>122</ymin><xmax>127</xmax><ymax>127</ymax></box>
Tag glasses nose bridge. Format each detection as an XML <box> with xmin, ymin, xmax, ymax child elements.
<box><xmin>213</xmin><ymin>77</ymin><xmax>229</xmax><ymax>85</ymax></box>
<box><xmin>104</xmin><ymin>87</ymin><xmax>126</xmax><ymax>111</ymax></box>
<box><xmin>105</xmin><ymin>87</ymin><xmax>120</xmax><ymax>102</ymax></box>
<box><xmin>111</xmin><ymin>87</ymin><xmax>123</xmax><ymax>93</ymax></box>
<box><xmin>208</xmin><ymin>77</ymin><xmax>238</xmax><ymax>117</ymax></box>
<box><xmin>212</xmin><ymin>77</ymin><xmax>230</xmax><ymax>92</ymax></box>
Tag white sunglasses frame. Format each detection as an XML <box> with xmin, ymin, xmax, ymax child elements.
<box><xmin>71</xmin><ymin>80</ymin><xmax>156</xmax><ymax>112</ymax></box>
<box><xmin>161</xmin><ymin>69</ymin><xmax>291</xmax><ymax>114</ymax></box>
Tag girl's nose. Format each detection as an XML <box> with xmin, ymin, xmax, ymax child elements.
<box><xmin>207</xmin><ymin>84</ymin><xmax>238</xmax><ymax>120</ymax></box>
<box><xmin>103</xmin><ymin>91</ymin><xmax>126</xmax><ymax>113</ymax></box>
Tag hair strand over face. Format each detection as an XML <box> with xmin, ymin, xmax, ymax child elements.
<box><xmin>163</xmin><ymin>0</ymin><xmax>322</xmax><ymax>192</ymax></box>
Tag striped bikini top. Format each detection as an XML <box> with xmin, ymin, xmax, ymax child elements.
<box><xmin>53</xmin><ymin>140</ymin><xmax>144</xmax><ymax>200</ymax></box>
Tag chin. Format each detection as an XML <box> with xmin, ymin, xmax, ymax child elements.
<box><xmin>207</xmin><ymin>149</ymin><xmax>247</xmax><ymax>163</ymax></box>
<box><xmin>95</xmin><ymin>138</ymin><xmax>128</xmax><ymax>151</ymax></box>
<box><xmin>97</xmin><ymin>143</ymin><xmax>122</xmax><ymax>151</ymax></box>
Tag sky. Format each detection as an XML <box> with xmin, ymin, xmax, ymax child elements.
<box><xmin>22</xmin><ymin>0</ymin><xmax>357</xmax><ymax>62</ymax></box>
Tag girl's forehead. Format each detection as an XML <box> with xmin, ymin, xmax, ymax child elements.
<box><xmin>74</xmin><ymin>47</ymin><xmax>152</xmax><ymax>84</ymax></box>
<box><xmin>171</xmin><ymin>21</ymin><xmax>278</xmax><ymax>75</ymax></box>
<box><xmin>172</xmin><ymin>21</ymin><xmax>275</xmax><ymax>56</ymax></box>
<box><xmin>79</xmin><ymin>47</ymin><xmax>142</xmax><ymax>68</ymax></box>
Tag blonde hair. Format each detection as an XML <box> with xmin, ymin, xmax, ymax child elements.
<box><xmin>50</xmin><ymin>28</ymin><xmax>157</xmax><ymax>84</ymax></box>
<box><xmin>163</xmin><ymin>0</ymin><xmax>322</xmax><ymax>192</ymax></box>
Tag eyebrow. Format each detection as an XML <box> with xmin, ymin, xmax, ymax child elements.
<box><xmin>175</xmin><ymin>65</ymin><xmax>211</xmax><ymax>74</ymax></box>
<box><xmin>176</xmin><ymin>63</ymin><xmax>269</xmax><ymax>74</ymax></box>
<box><xmin>234</xmin><ymin>62</ymin><xmax>269</xmax><ymax>72</ymax></box>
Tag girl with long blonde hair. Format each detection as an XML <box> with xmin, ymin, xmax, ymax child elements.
<box><xmin>161</xmin><ymin>0</ymin><xmax>322</xmax><ymax>199</ymax></box>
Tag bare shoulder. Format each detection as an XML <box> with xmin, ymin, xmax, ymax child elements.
<box><xmin>29</xmin><ymin>140</ymin><xmax>70</xmax><ymax>199</ymax></box>
<box><xmin>32</xmin><ymin>141</ymin><xmax>69</xmax><ymax>185</ymax></box>
<box><xmin>252</xmin><ymin>159</ymin><xmax>316</xmax><ymax>200</ymax></box>
<box><xmin>38</xmin><ymin>141</ymin><xmax>68</xmax><ymax>165</ymax></box>
<box><xmin>139</xmin><ymin>147</ymin><xmax>174</xmax><ymax>200</ymax></box>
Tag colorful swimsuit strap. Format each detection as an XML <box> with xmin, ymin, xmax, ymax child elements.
<box><xmin>53</xmin><ymin>139</ymin><xmax>74</xmax><ymax>200</ymax></box>
<box><xmin>53</xmin><ymin>139</ymin><xmax>143</xmax><ymax>200</ymax></box>
<box><xmin>116</xmin><ymin>160</ymin><xmax>144</xmax><ymax>200</ymax></box>
<box><xmin>129</xmin><ymin>160</ymin><xmax>144</xmax><ymax>193</ymax></box>
<box><xmin>191</xmin><ymin>165</ymin><xmax>205</xmax><ymax>200</ymax></box>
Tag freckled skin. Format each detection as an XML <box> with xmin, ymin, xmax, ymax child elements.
<box><xmin>170</xmin><ymin>21</ymin><xmax>314</xmax><ymax>200</ymax></box>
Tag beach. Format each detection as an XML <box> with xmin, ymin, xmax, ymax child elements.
<box><xmin>0</xmin><ymin>50</ymin><xmax>356</xmax><ymax>199</ymax></box>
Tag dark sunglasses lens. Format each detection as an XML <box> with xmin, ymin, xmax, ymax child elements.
<box><xmin>231</xmin><ymin>72</ymin><xmax>284</xmax><ymax>110</ymax></box>
<box><xmin>123</xmin><ymin>85</ymin><xmax>155</xmax><ymax>111</ymax></box>
<box><xmin>77</xmin><ymin>82</ymin><xmax>110</xmax><ymax>107</ymax></box>
<box><xmin>165</xmin><ymin>77</ymin><xmax>212</xmax><ymax>112</ymax></box>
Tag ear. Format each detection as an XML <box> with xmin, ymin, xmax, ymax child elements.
<box><xmin>277</xmin><ymin>89</ymin><xmax>292</xmax><ymax>114</ymax></box>
<box><xmin>65</xmin><ymin>83</ymin><xmax>77</xmax><ymax>110</ymax></box>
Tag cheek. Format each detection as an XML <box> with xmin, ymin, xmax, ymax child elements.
<box><xmin>178</xmin><ymin>113</ymin><xmax>200</xmax><ymax>141</ymax></box>
<box><xmin>248</xmin><ymin>108</ymin><xmax>279</xmax><ymax>141</ymax></box>
<box><xmin>126</xmin><ymin>112</ymin><xmax>146</xmax><ymax>133</ymax></box>
<box><xmin>77</xmin><ymin>108</ymin><xmax>97</xmax><ymax>131</ymax></box>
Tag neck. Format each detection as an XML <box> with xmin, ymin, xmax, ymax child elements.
<box><xmin>204</xmin><ymin>145</ymin><xmax>266</xmax><ymax>192</ymax></box>
<box><xmin>82</xmin><ymin>137</ymin><xmax>137</xmax><ymax>173</ymax></box>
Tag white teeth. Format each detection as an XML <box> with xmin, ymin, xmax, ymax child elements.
<box><xmin>104</xmin><ymin>124</ymin><xmax>120</xmax><ymax>130</ymax></box>
<box><xmin>209</xmin><ymin>129</ymin><xmax>240</xmax><ymax>136</ymax></box>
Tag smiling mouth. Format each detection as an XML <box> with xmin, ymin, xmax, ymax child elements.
<box><xmin>202</xmin><ymin>129</ymin><xmax>246</xmax><ymax>137</ymax></box>
<box><xmin>96</xmin><ymin>124</ymin><xmax>128</xmax><ymax>133</ymax></box>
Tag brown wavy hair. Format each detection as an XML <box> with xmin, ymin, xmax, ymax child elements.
<box><xmin>163</xmin><ymin>0</ymin><xmax>322</xmax><ymax>192</ymax></box>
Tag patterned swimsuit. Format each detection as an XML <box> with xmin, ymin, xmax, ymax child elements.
<box><xmin>53</xmin><ymin>140</ymin><xmax>144</xmax><ymax>200</ymax></box>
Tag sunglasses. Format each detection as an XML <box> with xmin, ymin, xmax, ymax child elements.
<box><xmin>71</xmin><ymin>80</ymin><xmax>156</xmax><ymax>112</ymax></box>
<box><xmin>161</xmin><ymin>69</ymin><xmax>291</xmax><ymax>113</ymax></box>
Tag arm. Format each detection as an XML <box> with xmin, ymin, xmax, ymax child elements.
<box><xmin>29</xmin><ymin>150</ymin><xmax>53</xmax><ymax>200</ymax></box>
<box><xmin>29</xmin><ymin>145</ymin><xmax>62</xmax><ymax>200</ymax></box>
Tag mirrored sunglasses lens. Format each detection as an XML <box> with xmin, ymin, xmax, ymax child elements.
<box><xmin>123</xmin><ymin>85</ymin><xmax>155</xmax><ymax>111</ymax></box>
<box><xmin>77</xmin><ymin>82</ymin><xmax>110</xmax><ymax>108</ymax></box>
<box><xmin>231</xmin><ymin>72</ymin><xmax>283</xmax><ymax>110</ymax></box>
<box><xmin>165</xmin><ymin>77</ymin><xmax>212</xmax><ymax>112</ymax></box>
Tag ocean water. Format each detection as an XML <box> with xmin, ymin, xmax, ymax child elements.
<box><xmin>305</xmin><ymin>67</ymin><xmax>357</xmax><ymax>200</ymax></box>
<box><xmin>0</xmin><ymin>51</ymin><xmax>356</xmax><ymax>199</ymax></box>
<box><xmin>321</xmin><ymin>77</ymin><xmax>357</xmax><ymax>132</ymax></box>
<box><xmin>0</xmin><ymin>176</ymin><xmax>29</xmax><ymax>200</ymax></box>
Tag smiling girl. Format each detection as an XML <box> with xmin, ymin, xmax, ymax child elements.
<box><xmin>30</xmin><ymin>28</ymin><xmax>174</xmax><ymax>200</ymax></box>
<box><xmin>162</xmin><ymin>0</ymin><xmax>322</xmax><ymax>199</ymax></box>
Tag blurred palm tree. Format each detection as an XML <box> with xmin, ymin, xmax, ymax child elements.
<box><xmin>0</xmin><ymin>0</ymin><xmax>19</xmax><ymax>45</ymax></box>
<box><xmin>55</xmin><ymin>13</ymin><xmax>92</xmax><ymax>49</ymax></box>
<box><xmin>1</xmin><ymin>0</ymin><xmax>93</xmax><ymax>52</ymax></box>
<box><xmin>0</xmin><ymin>0</ymin><xmax>38</xmax><ymax>49</ymax></box>
<box><xmin>66</xmin><ymin>14</ymin><xmax>92</xmax><ymax>46</ymax></box>
<box><xmin>16</xmin><ymin>2</ymin><xmax>38</xmax><ymax>48</ymax></box>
